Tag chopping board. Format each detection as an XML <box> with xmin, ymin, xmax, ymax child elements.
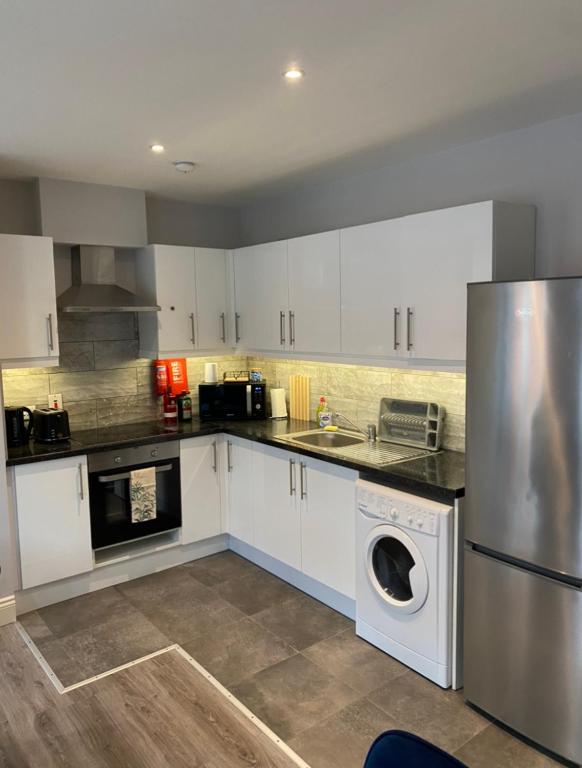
<box><xmin>289</xmin><ymin>375</ymin><xmax>310</xmax><ymax>421</ymax></box>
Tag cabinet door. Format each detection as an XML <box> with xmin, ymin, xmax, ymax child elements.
<box><xmin>180</xmin><ymin>436</ymin><xmax>221</xmax><ymax>544</ymax></box>
<box><xmin>253</xmin><ymin>444</ymin><xmax>301</xmax><ymax>570</ymax></box>
<box><xmin>234</xmin><ymin>241</ymin><xmax>288</xmax><ymax>351</ymax></box>
<box><xmin>340</xmin><ymin>219</ymin><xmax>405</xmax><ymax>357</ymax></box>
<box><xmin>15</xmin><ymin>456</ymin><xmax>92</xmax><ymax>589</ymax></box>
<box><xmin>401</xmin><ymin>203</ymin><xmax>492</xmax><ymax>361</ymax></box>
<box><xmin>153</xmin><ymin>245</ymin><xmax>197</xmax><ymax>353</ymax></box>
<box><xmin>0</xmin><ymin>235</ymin><xmax>59</xmax><ymax>362</ymax></box>
<box><xmin>288</xmin><ymin>231</ymin><xmax>341</xmax><ymax>354</ymax></box>
<box><xmin>195</xmin><ymin>248</ymin><xmax>227</xmax><ymax>350</ymax></box>
<box><xmin>300</xmin><ymin>458</ymin><xmax>357</xmax><ymax>598</ymax></box>
<box><xmin>225</xmin><ymin>436</ymin><xmax>255</xmax><ymax>545</ymax></box>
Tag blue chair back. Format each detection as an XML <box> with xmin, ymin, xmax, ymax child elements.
<box><xmin>364</xmin><ymin>730</ymin><xmax>468</xmax><ymax>768</ymax></box>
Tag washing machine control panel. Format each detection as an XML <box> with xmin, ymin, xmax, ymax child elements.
<box><xmin>357</xmin><ymin>487</ymin><xmax>442</xmax><ymax>536</ymax></box>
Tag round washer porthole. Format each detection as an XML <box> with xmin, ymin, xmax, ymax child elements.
<box><xmin>365</xmin><ymin>525</ymin><xmax>429</xmax><ymax>614</ymax></box>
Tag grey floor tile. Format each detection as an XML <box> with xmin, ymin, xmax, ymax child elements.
<box><xmin>231</xmin><ymin>653</ymin><xmax>360</xmax><ymax>741</ymax></box>
<box><xmin>253</xmin><ymin>593</ymin><xmax>352</xmax><ymax>651</ymax></box>
<box><xmin>289</xmin><ymin>698</ymin><xmax>395</xmax><ymax>768</ymax></box>
<box><xmin>215</xmin><ymin>568</ymin><xmax>302</xmax><ymax>616</ymax></box>
<box><xmin>182</xmin><ymin>617</ymin><xmax>296</xmax><ymax>687</ymax></box>
<box><xmin>454</xmin><ymin>723</ymin><xmax>564</xmax><ymax>767</ymax></box>
<box><xmin>35</xmin><ymin>587</ymin><xmax>130</xmax><ymax>638</ymax></box>
<box><xmin>370</xmin><ymin>671</ymin><xmax>489</xmax><ymax>754</ymax></box>
<box><xmin>182</xmin><ymin>551</ymin><xmax>260</xmax><ymax>587</ymax></box>
<box><xmin>33</xmin><ymin>635</ymin><xmax>91</xmax><ymax>688</ymax></box>
<box><xmin>59</xmin><ymin>609</ymin><xmax>171</xmax><ymax>684</ymax></box>
<box><xmin>18</xmin><ymin>611</ymin><xmax>53</xmax><ymax>643</ymax></box>
<box><xmin>117</xmin><ymin>566</ymin><xmax>244</xmax><ymax>644</ymax></box>
<box><xmin>302</xmin><ymin>628</ymin><xmax>408</xmax><ymax>694</ymax></box>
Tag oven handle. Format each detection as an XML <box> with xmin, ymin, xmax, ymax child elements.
<box><xmin>95</xmin><ymin>464</ymin><xmax>174</xmax><ymax>483</ymax></box>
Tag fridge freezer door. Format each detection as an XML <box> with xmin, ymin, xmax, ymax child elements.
<box><xmin>464</xmin><ymin>547</ymin><xmax>582</xmax><ymax>764</ymax></box>
<box><xmin>466</xmin><ymin>279</ymin><xmax>582</xmax><ymax>578</ymax></box>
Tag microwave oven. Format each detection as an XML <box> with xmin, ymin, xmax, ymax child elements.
<box><xmin>199</xmin><ymin>381</ymin><xmax>267</xmax><ymax>420</ymax></box>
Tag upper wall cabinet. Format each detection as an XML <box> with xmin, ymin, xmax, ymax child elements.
<box><xmin>287</xmin><ymin>231</ymin><xmax>341</xmax><ymax>354</ymax></box>
<box><xmin>233</xmin><ymin>231</ymin><xmax>341</xmax><ymax>354</ymax></box>
<box><xmin>234</xmin><ymin>241</ymin><xmax>289</xmax><ymax>351</ymax></box>
<box><xmin>341</xmin><ymin>201</ymin><xmax>535</xmax><ymax>362</ymax></box>
<box><xmin>0</xmin><ymin>234</ymin><xmax>60</xmax><ymax>367</ymax></box>
<box><xmin>137</xmin><ymin>244</ymin><xmax>228</xmax><ymax>358</ymax></box>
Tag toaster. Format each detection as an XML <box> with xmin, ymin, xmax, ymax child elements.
<box><xmin>32</xmin><ymin>408</ymin><xmax>71</xmax><ymax>443</ymax></box>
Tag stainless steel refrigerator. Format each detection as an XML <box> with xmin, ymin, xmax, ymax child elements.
<box><xmin>465</xmin><ymin>278</ymin><xmax>582</xmax><ymax>765</ymax></box>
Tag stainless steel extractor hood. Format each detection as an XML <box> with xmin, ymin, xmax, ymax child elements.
<box><xmin>57</xmin><ymin>246</ymin><xmax>160</xmax><ymax>313</ymax></box>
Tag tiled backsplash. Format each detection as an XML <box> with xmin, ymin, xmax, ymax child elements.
<box><xmin>1</xmin><ymin>313</ymin><xmax>241</xmax><ymax>431</ymax></box>
<box><xmin>1</xmin><ymin>319</ymin><xmax>466</xmax><ymax>451</ymax></box>
<box><xmin>248</xmin><ymin>356</ymin><xmax>466</xmax><ymax>452</ymax></box>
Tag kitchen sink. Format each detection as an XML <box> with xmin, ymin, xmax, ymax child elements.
<box><xmin>288</xmin><ymin>430</ymin><xmax>365</xmax><ymax>449</ymax></box>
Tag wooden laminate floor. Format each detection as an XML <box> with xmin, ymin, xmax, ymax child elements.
<box><xmin>0</xmin><ymin>624</ymin><xmax>299</xmax><ymax>768</ymax></box>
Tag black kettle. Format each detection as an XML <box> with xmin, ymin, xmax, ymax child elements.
<box><xmin>4</xmin><ymin>406</ymin><xmax>33</xmax><ymax>447</ymax></box>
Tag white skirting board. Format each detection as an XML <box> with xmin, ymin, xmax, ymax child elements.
<box><xmin>229</xmin><ymin>536</ymin><xmax>356</xmax><ymax>620</ymax></box>
<box><xmin>0</xmin><ymin>595</ymin><xmax>16</xmax><ymax>626</ymax></box>
<box><xmin>15</xmin><ymin>534</ymin><xmax>228</xmax><ymax>615</ymax></box>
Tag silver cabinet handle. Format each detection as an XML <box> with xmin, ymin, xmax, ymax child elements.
<box><xmin>78</xmin><ymin>463</ymin><xmax>85</xmax><ymax>501</ymax></box>
<box><xmin>97</xmin><ymin>464</ymin><xmax>173</xmax><ymax>483</ymax></box>
<box><xmin>220</xmin><ymin>312</ymin><xmax>226</xmax><ymax>343</ymax></box>
<box><xmin>227</xmin><ymin>440</ymin><xmax>233</xmax><ymax>472</ymax></box>
<box><xmin>235</xmin><ymin>313</ymin><xmax>241</xmax><ymax>343</ymax></box>
<box><xmin>300</xmin><ymin>462</ymin><xmax>307</xmax><ymax>499</ymax></box>
<box><xmin>289</xmin><ymin>459</ymin><xmax>296</xmax><ymax>495</ymax></box>
<box><xmin>407</xmin><ymin>307</ymin><xmax>413</xmax><ymax>350</ymax></box>
<box><xmin>47</xmin><ymin>313</ymin><xmax>55</xmax><ymax>352</ymax></box>
<box><xmin>212</xmin><ymin>440</ymin><xmax>218</xmax><ymax>472</ymax></box>
<box><xmin>289</xmin><ymin>311</ymin><xmax>295</xmax><ymax>347</ymax></box>
<box><xmin>280</xmin><ymin>310</ymin><xmax>286</xmax><ymax>346</ymax></box>
<box><xmin>189</xmin><ymin>313</ymin><xmax>196</xmax><ymax>345</ymax></box>
<box><xmin>393</xmin><ymin>308</ymin><xmax>400</xmax><ymax>350</ymax></box>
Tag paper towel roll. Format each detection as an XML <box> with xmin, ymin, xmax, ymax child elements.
<box><xmin>204</xmin><ymin>362</ymin><xmax>218</xmax><ymax>383</ymax></box>
<box><xmin>270</xmin><ymin>388</ymin><xmax>288</xmax><ymax>419</ymax></box>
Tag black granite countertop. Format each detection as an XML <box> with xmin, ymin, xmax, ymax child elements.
<box><xmin>6</xmin><ymin>417</ymin><xmax>465</xmax><ymax>503</ymax></box>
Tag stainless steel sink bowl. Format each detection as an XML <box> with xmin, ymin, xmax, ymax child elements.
<box><xmin>283</xmin><ymin>430</ymin><xmax>365</xmax><ymax>449</ymax></box>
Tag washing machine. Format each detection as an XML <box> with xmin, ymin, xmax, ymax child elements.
<box><xmin>356</xmin><ymin>479</ymin><xmax>454</xmax><ymax>688</ymax></box>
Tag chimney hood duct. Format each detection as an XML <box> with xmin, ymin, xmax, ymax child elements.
<box><xmin>57</xmin><ymin>246</ymin><xmax>160</xmax><ymax>313</ymax></box>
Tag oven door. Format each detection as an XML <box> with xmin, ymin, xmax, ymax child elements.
<box><xmin>89</xmin><ymin>457</ymin><xmax>181</xmax><ymax>549</ymax></box>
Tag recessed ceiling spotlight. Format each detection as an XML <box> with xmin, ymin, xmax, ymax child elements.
<box><xmin>173</xmin><ymin>161</ymin><xmax>196</xmax><ymax>174</ymax></box>
<box><xmin>150</xmin><ymin>143</ymin><xmax>165</xmax><ymax>154</ymax></box>
<box><xmin>283</xmin><ymin>66</ymin><xmax>305</xmax><ymax>81</ymax></box>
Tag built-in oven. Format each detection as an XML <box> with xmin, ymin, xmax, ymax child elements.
<box><xmin>88</xmin><ymin>441</ymin><xmax>181</xmax><ymax>550</ymax></box>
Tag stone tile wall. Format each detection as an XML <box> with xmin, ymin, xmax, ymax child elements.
<box><xmin>1</xmin><ymin>322</ymin><xmax>466</xmax><ymax>451</ymax></box>
<box><xmin>248</xmin><ymin>357</ymin><xmax>466</xmax><ymax>452</ymax></box>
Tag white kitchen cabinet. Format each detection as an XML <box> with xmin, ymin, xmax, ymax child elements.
<box><xmin>340</xmin><ymin>201</ymin><xmax>535</xmax><ymax>362</ymax></box>
<box><xmin>287</xmin><ymin>231</ymin><xmax>341</xmax><ymax>354</ymax></box>
<box><xmin>180</xmin><ymin>436</ymin><xmax>222</xmax><ymax>544</ymax></box>
<box><xmin>252</xmin><ymin>443</ymin><xmax>301</xmax><ymax>570</ymax></box>
<box><xmin>194</xmin><ymin>248</ymin><xmax>228</xmax><ymax>349</ymax></box>
<box><xmin>225</xmin><ymin>436</ymin><xmax>255</xmax><ymax>545</ymax></box>
<box><xmin>340</xmin><ymin>218</ymin><xmax>406</xmax><ymax>357</ymax></box>
<box><xmin>14</xmin><ymin>456</ymin><xmax>92</xmax><ymax>589</ymax></box>
<box><xmin>233</xmin><ymin>241</ymin><xmax>288</xmax><ymax>351</ymax></box>
<box><xmin>299</xmin><ymin>457</ymin><xmax>357</xmax><ymax>599</ymax></box>
<box><xmin>137</xmin><ymin>244</ymin><xmax>228</xmax><ymax>357</ymax></box>
<box><xmin>0</xmin><ymin>234</ymin><xmax>60</xmax><ymax>366</ymax></box>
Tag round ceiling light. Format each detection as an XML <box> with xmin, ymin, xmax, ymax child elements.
<box><xmin>283</xmin><ymin>67</ymin><xmax>305</xmax><ymax>81</ymax></box>
<box><xmin>173</xmin><ymin>161</ymin><xmax>196</xmax><ymax>174</ymax></box>
<box><xmin>150</xmin><ymin>143</ymin><xmax>165</xmax><ymax>154</ymax></box>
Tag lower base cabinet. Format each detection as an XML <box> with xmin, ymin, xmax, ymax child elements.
<box><xmin>224</xmin><ymin>436</ymin><xmax>255</xmax><ymax>545</ymax></box>
<box><xmin>180</xmin><ymin>436</ymin><xmax>222</xmax><ymax>544</ymax></box>
<box><xmin>253</xmin><ymin>444</ymin><xmax>302</xmax><ymax>570</ymax></box>
<box><xmin>14</xmin><ymin>456</ymin><xmax>92</xmax><ymax>589</ymax></box>
<box><xmin>300</xmin><ymin>457</ymin><xmax>357</xmax><ymax>599</ymax></box>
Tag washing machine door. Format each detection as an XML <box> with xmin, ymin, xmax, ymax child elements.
<box><xmin>365</xmin><ymin>525</ymin><xmax>429</xmax><ymax>614</ymax></box>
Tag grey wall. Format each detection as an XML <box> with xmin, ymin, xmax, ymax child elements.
<box><xmin>239</xmin><ymin>111</ymin><xmax>582</xmax><ymax>278</ymax></box>
<box><xmin>146</xmin><ymin>195</ymin><xmax>241</xmax><ymax>249</ymax></box>
<box><xmin>0</xmin><ymin>179</ymin><xmax>39</xmax><ymax>235</ymax></box>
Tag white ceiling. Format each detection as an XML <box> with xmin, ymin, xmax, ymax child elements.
<box><xmin>2</xmin><ymin>0</ymin><xmax>582</xmax><ymax>205</ymax></box>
